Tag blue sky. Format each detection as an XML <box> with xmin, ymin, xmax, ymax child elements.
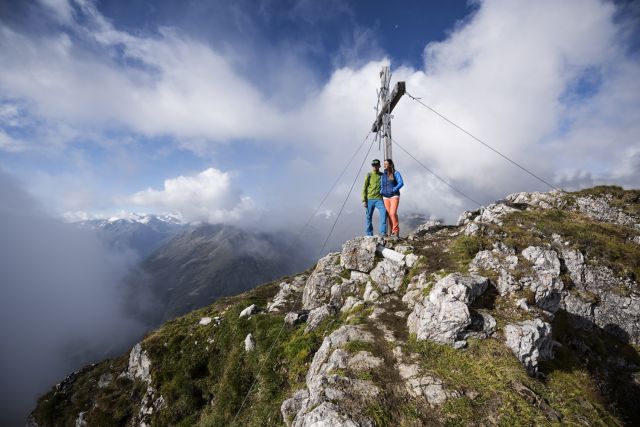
<box><xmin>0</xmin><ymin>0</ymin><xmax>639</xmax><ymax>230</ymax></box>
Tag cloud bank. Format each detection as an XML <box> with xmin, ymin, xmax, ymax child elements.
<box><xmin>0</xmin><ymin>171</ymin><xmax>148</xmax><ymax>424</ymax></box>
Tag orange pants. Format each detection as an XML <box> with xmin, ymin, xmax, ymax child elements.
<box><xmin>383</xmin><ymin>197</ymin><xmax>400</xmax><ymax>235</ymax></box>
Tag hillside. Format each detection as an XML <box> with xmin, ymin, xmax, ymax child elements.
<box><xmin>30</xmin><ymin>186</ymin><xmax>640</xmax><ymax>426</ymax></box>
<box><xmin>125</xmin><ymin>224</ymin><xmax>317</xmax><ymax>325</ymax></box>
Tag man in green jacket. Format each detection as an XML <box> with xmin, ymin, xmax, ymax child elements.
<box><xmin>362</xmin><ymin>159</ymin><xmax>387</xmax><ymax>236</ymax></box>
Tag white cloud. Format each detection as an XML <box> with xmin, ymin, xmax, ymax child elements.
<box><xmin>0</xmin><ymin>130</ymin><xmax>26</xmax><ymax>153</ymax></box>
<box><xmin>123</xmin><ymin>168</ymin><xmax>255</xmax><ymax>224</ymax></box>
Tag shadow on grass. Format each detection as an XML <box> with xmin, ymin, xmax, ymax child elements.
<box><xmin>544</xmin><ymin>309</ymin><xmax>640</xmax><ymax>426</ymax></box>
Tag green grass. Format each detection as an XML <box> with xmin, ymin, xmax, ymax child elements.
<box><xmin>406</xmin><ymin>336</ymin><xmax>620</xmax><ymax>425</ymax></box>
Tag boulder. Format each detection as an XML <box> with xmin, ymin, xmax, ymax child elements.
<box><xmin>198</xmin><ymin>317</ymin><xmax>212</xmax><ymax>325</ymax></box>
<box><xmin>405</xmin><ymin>254</ymin><xmax>420</xmax><ymax>268</ymax></box>
<box><xmin>350</xmin><ymin>271</ymin><xmax>369</xmax><ymax>284</ymax></box>
<box><xmin>305</xmin><ymin>304</ymin><xmax>337</xmax><ymax>333</ymax></box>
<box><xmin>464</xmin><ymin>309</ymin><xmax>497</xmax><ymax>339</ymax></box>
<box><xmin>370</xmin><ymin>259</ymin><xmax>405</xmax><ymax>293</ymax></box>
<box><xmin>244</xmin><ymin>333</ymin><xmax>255</xmax><ymax>352</ymax></box>
<box><xmin>340</xmin><ymin>237</ymin><xmax>378</xmax><ymax>272</ymax></box>
<box><xmin>302</xmin><ymin>253</ymin><xmax>344</xmax><ymax>310</ymax></box>
<box><xmin>504</xmin><ymin>319</ymin><xmax>554</xmax><ymax>375</ymax></box>
<box><xmin>284</xmin><ymin>310</ymin><xmax>309</xmax><ymax>326</ymax></box>
<box><xmin>329</xmin><ymin>280</ymin><xmax>359</xmax><ymax>309</ymax></box>
<box><xmin>239</xmin><ymin>304</ymin><xmax>261</xmax><ymax>318</ymax></box>
<box><xmin>407</xmin><ymin>273</ymin><xmax>488</xmax><ymax>346</ymax></box>
<box><xmin>471</xmin><ymin>249</ymin><xmax>519</xmax><ymax>295</ymax></box>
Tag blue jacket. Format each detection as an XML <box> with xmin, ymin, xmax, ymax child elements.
<box><xmin>381</xmin><ymin>170</ymin><xmax>404</xmax><ymax>198</ymax></box>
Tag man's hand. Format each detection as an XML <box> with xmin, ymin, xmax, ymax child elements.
<box><xmin>362</xmin><ymin>201</ymin><xmax>367</xmax><ymax>208</ymax></box>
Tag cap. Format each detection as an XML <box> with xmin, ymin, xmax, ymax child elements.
<box><xmin>371</xmin><ymin>159</ymin><xmax>381</xmax><ymax>166</ymax></box>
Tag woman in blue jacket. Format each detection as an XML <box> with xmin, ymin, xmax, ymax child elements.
<box><xmin>381</xmin><ymin>158</ymin><xmax>404</xmax><ymax>236</ymax></box>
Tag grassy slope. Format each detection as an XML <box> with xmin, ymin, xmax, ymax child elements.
<box><xmin>32</xmin><ymin>187</ymin><xmax>640</xmax><ymax>426</ymax></box>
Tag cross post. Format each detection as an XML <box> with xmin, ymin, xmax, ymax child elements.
<box><xmin>371</xmin><ymin>66</ymin><xmax>406</xmax><ymax>161</ymax></box>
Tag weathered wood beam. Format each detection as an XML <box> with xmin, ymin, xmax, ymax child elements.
<box><xmin>371</xmin><ymin>81</ymin><xmax>406</xmax><ymax>133</ymax></box>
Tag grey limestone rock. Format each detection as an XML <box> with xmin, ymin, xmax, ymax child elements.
<box><xmin>575</xmin><ymin>196</ymin><xmax>637</xmax><ymax>226</ymax></box>
<box><xmin>559</xmin><ymin>248</ymin><xmax>640</xmax><ymax>344</ymax></box>
<box><xmin>407</xmin><ymin>273</ymin><xmax>489</xmax><ymax>346</ymax></box>
<box><xmin>329</xmin><ymin>280</ymin><xmax>359</xmax><ymax>309</ymax></box>
<box><xmin>369</xmin><ymin>259</ymin><xmax>405</xmax><ymax>293</ymax></box>
<box><xmin>284</xmin><ymin>310</ymin><xmax>309</xmax><ymax>326</ymax></box>
<box><xmin>281</xmin><ymin>389</ymin><xmax>310</xmax><ymax>427</ymax></box>
<box><xmin>398</xmin><ymin>362</ymin><xmax>460</xmax><ymax>406</ymax></box>
<box><xmin>305</xmin><ymin>304</ymin><xmax>337</xmax><ymax>333</ymax></box>
<box><xmin>268</xmin><ymin>275</ymin><xmax>307</xmax><ymax>313</ymax></box>
<box><xmin>340</xmin><ymin>236</ymin><xmax>378</xmax><ymax>273</ymax></box>
<box><xmin>302</xmin><ymin>253</ymin><xmax>344</xmax><ymax>310</ymax></box>
<box><xmin>127</xmin><ymin>343</ymin><xmax>151</xmax><ymax>383</ymax></box>
<box><xmin>505</xmin><ymin>190</ymin><xmax>563</xmax><ymax>210</ymax></box>
<box><xmin>287</xmin><ymin>325</ymin><xmax>378</xmax><ymax>427</ymax></box>
<box><xmin>521</xmin><ymin>246</ymin><xmax>564</xmax><ymax>311</ymax></box>
<box><xmin>414</xmin><ymin>219</ymin><xmax>445</xmax><ymax>235</ymax></box>
<box><xmin>239</xmin><ymin>304</ymin><xmax>261</xmax><ymax>318</ymax></box>
<box><xmin>504</xmin><ymin>319</ymin><xmax>554</xmax><ymax>375</ymax></box>
<box><xmin>244</xmin><ymin>333</ymin><xmax>255</xmax><ymax>352</ymax></box>
<box><xmin>362</xmin><ymin>281</ymin><xmax>380</xmax><ymax>302</ymax></box>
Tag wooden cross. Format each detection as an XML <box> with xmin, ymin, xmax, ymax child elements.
<box><xmin>371</xmin><ymin>66</ymin><xmax>406</xmax><ymax>161</ymax></box>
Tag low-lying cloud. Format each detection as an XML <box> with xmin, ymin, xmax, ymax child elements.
<box><xmin>123</xmin><ymin>167</ymin><xmax>256</xmax><ymax>224</ymax></box>
<box><xmin>0</xmin><ymin>171</ymin><xmax>148</xmax><ymax>424</ymax></box>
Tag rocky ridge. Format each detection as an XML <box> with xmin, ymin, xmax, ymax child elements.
<box><xmin>30</xmin><ymin>186</ymin><xmax>640</xmax><ymax>426</ymax></box>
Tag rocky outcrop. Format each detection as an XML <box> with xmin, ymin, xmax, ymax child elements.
<box><xmin>504</xmin><ymin>319</ymin><xmax>554</xmax><ymax>376</ymax></box>
<box><xmin>521</xmin><ymin>246</ymin><xmax>564</xmax><ymax>312</ymax></box>
<box><xmin>505</xmin><ymin>190</ymin><xmax>564</xmax><ymax>210</ymax></box>
<box><xmin>560</xmin><ymin>248</ymin><xmax>640</xmax><ymax>344</ymax></box>
<box><xmin>127</xmin><ymin>343</ymin><xmax>151</xmax><ymax>383</ymax></box>
<box><xmin>125</xmin><ymin>343</ymin><xmax>166</xmax><ymax>427</ymax></box>
<box><xmin>29</xmin><ymin>187</ymin><xmax>640</xmax><ymax>427</ymax></box>
<box><xmin>397</xmin><ymin>363</ymin><xmax>460</xmax><ymax>406</ymax></box>
<box><xmin>284</xmin><ymin>325</ymin><xmax>379</xmax><ymax>426</ymax></box>
<box><xmin>575</xmin><ymin>195</ymin><xmax>638</xmax><ymax>226</ymax></box>
<box><xmin>471</xmin><ymin>244</ymin><xmax>519</xmax><ymax>295</ymax></box>
<box><xmin>408</xmin><ymin>273</ymin><xmax>489</xmax><ymax>347</ymax></box>
<box><xmin>413</xmin><ymin>219</ymin><xmax>445</xmax><ymax>236</ymax></box>
<box><xmin>268</xmin><ymin>275</ymin><xmax>307</xmax><ymax>313</ymax></box>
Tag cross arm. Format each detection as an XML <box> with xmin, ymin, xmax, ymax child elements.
<box><xmin>371</xmin><ymin>81</ymin><xmax>406</xmax><ymax>133</ymax></box>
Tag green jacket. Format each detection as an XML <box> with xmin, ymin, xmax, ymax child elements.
<box><xmin>362</xmin><ymin>171</ymin><xmax>383</xmax><ymax>202</ymax></box>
